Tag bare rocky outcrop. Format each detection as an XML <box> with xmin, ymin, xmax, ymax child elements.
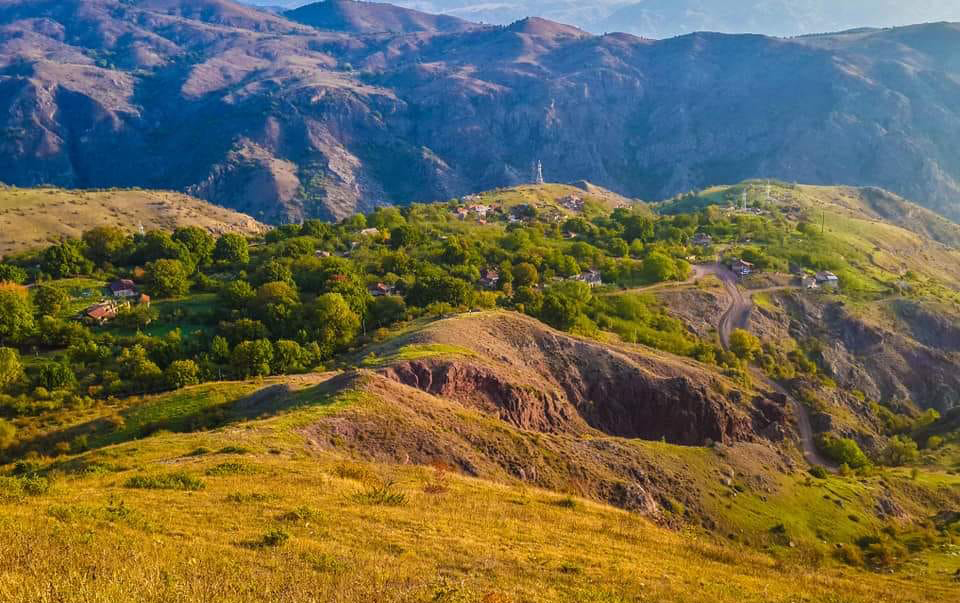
<box><xmin>376</xmin><ymin>313</ymin><xmax>787</xmax><ymax>446</ymax></box>
<box><xmin>751</xmin><ymin>291</ymin><xmax>960</xmax><ymax>414</ymax></box>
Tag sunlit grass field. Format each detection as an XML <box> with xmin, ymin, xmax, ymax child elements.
<box><xmin>1</xmin><ymin>377</ymin><xmax>957</xmax><ymax>602</ymax></box>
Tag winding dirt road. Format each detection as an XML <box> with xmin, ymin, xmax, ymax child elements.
<box><xmin>704</xmin><ymin>264</ymin><xmax>754</xmax><ymax>348</ymax></box>
<box><xmin>702</xmin><ymin>263</ymin><xmax>834</xmax><ymax>468</ymax></box>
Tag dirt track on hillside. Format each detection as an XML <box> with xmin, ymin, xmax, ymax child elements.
<box><xmin>703</xmin><ymin>263</ymin><xmax>834</xmax><ymax>469</ymax></box>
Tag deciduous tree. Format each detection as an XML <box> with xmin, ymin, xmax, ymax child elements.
<box><xmin>0</xmin><ymin>285</ymin><xmax>34</xmax><ymax>344</ymax></box>
<box><xmin>145</xmin><ymin>259</ymin><xmax>190</xmax><ymax>298</ymax></box>
<box><xmin>0</xmin><ymin>347</ymin><xmax>23</xmax><ymax>391</ymax></box>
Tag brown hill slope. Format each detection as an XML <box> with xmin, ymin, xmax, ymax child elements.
<box><xmin>0</xmin><ymin>187</ymin><xmax>267</xmax><ymax>256</ymax></box>
<box><xmin>304</xmin><ymin>311</ymin><xmax>797</xmax><ymax>511</ymax></box>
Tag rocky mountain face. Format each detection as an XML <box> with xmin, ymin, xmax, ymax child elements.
<box><xmin>4</xmin><ymin>0</ymin><xmax>960</xmax><ymax>223</ymax></box>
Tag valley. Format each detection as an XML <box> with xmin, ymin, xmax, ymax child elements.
<box><xmin>2</xmin><ymin>1</ymin><xmax>960</xmax><ymax>600</ymax></box>
<box><xmin>0</xmin><ymin>179</ymin><xmax>958</xmax><ymax>600</ymax></box>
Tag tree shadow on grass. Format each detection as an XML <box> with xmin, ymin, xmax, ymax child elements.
<box><xmin>9</xmin><ymin>373</ymin><xmax>356</xmax><ymax>463</ymax></box>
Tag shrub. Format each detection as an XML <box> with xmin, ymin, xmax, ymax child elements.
<box><xmin>422</xmin><ymin>462</ymin><xmax>450</xmax><ymax>495</ymax></box>
<box><xmin>164</xmin><ymin>360</ymin><xmax>200</xmax><ymax>390</ymax></box>
<box><xmin>0</xmin><ymin>475</ymin><xmax>51</xmax><ymax>500</ymax></box>
<box><xmin>882</xmin><ymin>435</ymin><xmax>919</xmax><ymax>466</ymax></box>
<box><xmin>837</xmin><ymin>543</ymin><xmax>864</xmax><ymax>567</ymax></box>
<box><xmin>0</xmin><ymin>347</ymin><xmax>24</xmax><ymax>391</ymax></box>
<box><xmin>332</xmin><ymin>464</ymin><xmax>368</xmax><ymax>481</ymax></box>
<box><xmin>350</xmin><ymin>479</ymin><xmax>406</xmax><ymax>506</ymax></box>
<box><xmin>817</xmin><ymin>435</ymin><xmax>870</xmax><ymax>469</ymax></box>
<box><xmin>301</xmin><ymin>552</ymin><xmax>347</xmax><ymax>574</ymax></box>
<box><xmin>729</xmin><ymin>329</ymin><xmax>761</xmax><ymax>361</ymax></box>
<box><xmin>247</xmin><ymin>528</ymin><xmax>289</xmax><ymax>549</ymax></box>
<box><xmin>863</xmin><ymin>540</ymin><xmax>906</xmax><ymax>568</ymax></box>
<box><xmin>0</xmin><ymin>419</ymin><xmax>16</xmax><ymax>449</ymax></box>
<box><xmin>19</xmin><ymin>475</ymin><xmax>51</xmax><ymax>496</ymax></box>
<box><xmin>278</xmin><ymin>506</ymin><xmax>322</xmax><ymax>523</ymax></box>
<box><xmin>205</xmin><ymin>462</ymin><xmax>258</xmax><ymax>476</ymax></box>
<box><xmin>124</xmin><ymin>471</ymin><xmax>205</xmax><ymax>491</ymax></box>
<box><xmin>808</xmin><ymin>465</ymin><xmax>828</xmax><ymax>479</ymax></box>
<box><xmin>218</xmin><ymin>446</ymin><xmax>250</xmax><ymax>455</ymax></box>
<box><xmin>662</xmin><ymin>496</ymin><xmax>686</xmax><ymax>516</ymax></box>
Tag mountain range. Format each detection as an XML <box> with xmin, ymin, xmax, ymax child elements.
<box><xmin>4</xmin><ymin>0</ymin><xmax>960</xmax><ymax>223</ymax></box>
<box><xmin>245</xmin><ymin>0</ymin><xmax>960</xmax><ymax>39</ymax></box>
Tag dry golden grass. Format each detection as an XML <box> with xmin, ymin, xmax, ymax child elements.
<box><xmin>1</xmin><ymin>439</ymin><xmax>954</xmax><ymax>603</ymax></box>
<box><xmin>0</xmin><ymin>187</ymin><xmax>267</xmax><ymax>256</ymax></box>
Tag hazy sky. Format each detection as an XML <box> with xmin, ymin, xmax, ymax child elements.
<box><xmin>248</xmin><ymin>0</ymin><xmax>960</xmax><ymax>38</ymax></box>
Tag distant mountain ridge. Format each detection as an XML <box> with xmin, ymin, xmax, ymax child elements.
<box><xmin>4</xmin><ymin>0</ymin><xmax>960</xmax><ymax>223</ymax></box>
<box><xmin>243</xmin><ymin>0</ymin><xmax>960</xmax><ymax>39</ymax></box>
<box><xmin>284</xmin><ymin>0</ymin><xmax>476</xmax><ymax>33</ymax></box>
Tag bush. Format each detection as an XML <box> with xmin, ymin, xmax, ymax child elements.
<box><xmin>225</xmin><ymin>492</ymin><xmax>274</xmax><ymax>504</ymax></box>
<box><xmin>242</xmin><ymin>528</ymin><xmax>290</xmax><ymax>549</ymax></box>
<box><xmin>350</xmin><ymin>479</ymin><xmax>406</xmax><ymax>506</ymax></box>
<box><xmin>837</xmin><ymin>543</ymin><xmax>864</xmax><ymax>567</ymax></box>
<box><xmin>729</xmin><ymin>329</ymin><xmax>761</xmax><ymax>361</ymax></box>
<box><xmin>0</xmin><ymin>264</ymin><xmax>27</xmax><ymax>284</ymax></box>
<box><xmin>205</xmin><ymin>462</ymin><xmax>258</xmax><ymax>476</ymax></box>
<box><xmin>278</xmin><ymin>506</ymin><xmax>322</xmax><ymax>523</ymax></box>
<box><xmin>862</xmin><ymin>539</ymin><xmax>906</xmax><ymax>568</ymax></box>
<box><xmin>882</xmin><ymin>435</ymin><xmax>919</xmax><ymax>466</ymax></box>
<box><xmin>259</xmin><ymin>528</ymin><xmax>290</xmax><ymax>548</ymax></box>
<box><xmin>0</xmin><ymin>475</ymin><xmax>51</xmax><ymax>500</ymax></box>
<box><xmin>808</xmin><ymin>465</ymin><xmax>828</xmax><ymax>479</ymax></box>
<box><xmin>124</xmin><ymin>471</ymin><xmax>205</xmax><ymax>491</ymax></box>
<box><xmin>35</xmin><ymin>362</ymin><xmax>75</xmax><ymax>391</ymax></box>
<box><xmin>817</xmin><ymin>435</ymin><xmax>870</xmax><ymax>469</ymax></box>
<box><xmin>662</xmin><ymin>496</ymin><xmax>686</xmax><ymax>516</ymax></box>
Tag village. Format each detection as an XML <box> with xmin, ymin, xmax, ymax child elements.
<box><xmin>725</xmin><ymin>256</ymin><xmax>840</xmax><ymax>290</ymax></box>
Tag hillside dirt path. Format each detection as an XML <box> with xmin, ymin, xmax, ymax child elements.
<box><xmin>705</xmin><ymin>263</ymin><xmax>835</xmax><ymax>469</ymax></box>
<box><xmin>611</xmin><ymin>263</ymin><xmax>724</xmax><ymax>296</ymax></box>
<box><xmin>710</xmin><ymin>264</ymin><xmax>753</xmax><ymax>349</ymax></box>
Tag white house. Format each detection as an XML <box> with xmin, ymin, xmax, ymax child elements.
<box><xmin>816</xmin><ymin>271</ymin><xmax>840</xmax><ymax>288</ymax></box>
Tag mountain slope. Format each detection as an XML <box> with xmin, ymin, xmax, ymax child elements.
<box><xmin>5</xmin><ymin>1</ymin><xmax>960</xmax><ymax>223</ymax></box>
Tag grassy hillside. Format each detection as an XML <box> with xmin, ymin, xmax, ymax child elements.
<box><xmin>457</xmin><ymin>182</ymin><xmax>642</xmax><ymax>215</ymax></box>
<box><xmin>0</xmin><ymin>187</ymin><xmax>267</xmax><ymax>257</ymax></box>
<box><xmin>660</xmin><ymin>181</ymin><xmax>960</xmax><ymax>293</ymax></box>
<box><xmin>2</xmin><ymin>356</ymin><xmax>958</xmax><ymax>602</ymax></box>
